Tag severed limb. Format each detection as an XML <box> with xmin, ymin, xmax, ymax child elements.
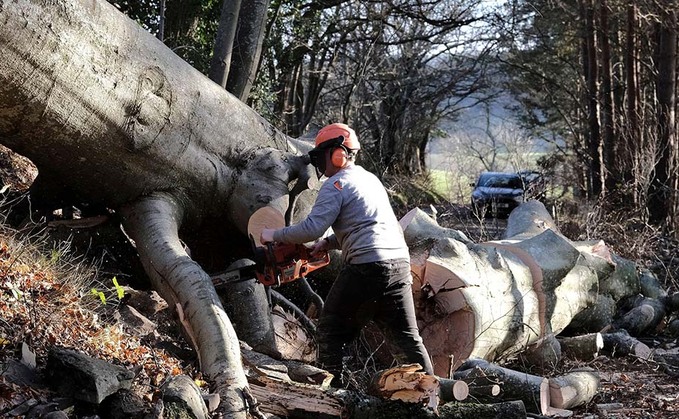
<box><xmin>121</xmin><ymin>192</ymin><xmax>252</xmax><ymax>419</ymax></box>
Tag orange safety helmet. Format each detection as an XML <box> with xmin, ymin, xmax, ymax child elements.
<box><xmin>309</xmin><ymin>123</ymin><xmax>361</xmax><ymax>170</ymax></box>
<box><xmin>314</xmin><ymin>123</ymin><xmax>361</xmax><ymax>150</ymax></box>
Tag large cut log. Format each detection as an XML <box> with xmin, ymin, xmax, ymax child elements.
<box><xmin>548</xmin><ymin>369</ymin><xmax>600</xmax><ymax>410</ymax></box>
<box><xmin>0</xmin><ymin>0</ymin><xmax>317</xmax><ymax>416</ymax></box>
<box><xmin>399</xmin><ymin>201</ymin><xmax>648</xmax><ymax>377</ymax></box>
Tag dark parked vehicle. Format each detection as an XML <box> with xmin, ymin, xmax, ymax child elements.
<box><xmin>471</xmin><ymin>172</ymin><xmax>525</xmax><ymax>217</ymax></box>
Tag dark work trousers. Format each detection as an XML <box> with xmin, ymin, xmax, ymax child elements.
<box><xmin>316</xmin><ymin>258</ymin><xmax>434</xmax><ymax>384</ymax></box>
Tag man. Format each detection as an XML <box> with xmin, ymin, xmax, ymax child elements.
<box><xmin>260</xmin><ymin>123</ymin><xmax>433</xmax><ymax>386</ymax></box>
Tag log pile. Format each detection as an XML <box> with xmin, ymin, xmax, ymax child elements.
<box><xmin>198</xmin><ymin>200</ymin><xmax>677</xmax><ymax>416</ymax></box>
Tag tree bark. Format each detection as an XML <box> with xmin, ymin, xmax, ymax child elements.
<box><xmin>649</xmin><ymin>4</ymin><xmax>678</xmax><ymax>226</ymax></box>
<box><xmin>599</xmin><ymin>0</ymin><xmax>616</xmax><ymax>193</ymax></box>
<box><xmin>208</xmin><ymin>0</ymin><xmax>243</xmax><ymax>87</ymax></box>
<box><xmin>226</xmin><ymin>0</ymin><xmax>272</xmax><ymax>101</ymax></box>
<box><xmin>120</xmin><ymin>194</ymin><xmax>249</xmax><ymax>416</ymax></box>
<box><xmin>581</xmin><ymin>0</ymin><xmax>603</xmax><ymax>197</ymax></box>
<box><xmin>601</xmin><ymin>331</ymin><xmax>652</xmax><ymax>359</ymax></box>
<box><xmin>439</xmin><ymin>400</ymin><xmax>526</xmax><ymax>419</ymax></box>
<box><xmin>557</xmin><ymin>333</ymin><xmax>604</xmax><ymax>360</ymax></box>
<box><xmin>624</xmin><ymin>2</ymin><xmax>639</xmax><ymax>198</ymax></box>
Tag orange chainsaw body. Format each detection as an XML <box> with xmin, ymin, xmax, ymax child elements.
<box><xmin>253</xmin><ymin>241</ymin><xmax>330</xmax><ymax>287</ymax></box>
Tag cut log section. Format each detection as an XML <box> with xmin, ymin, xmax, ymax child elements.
<box><xmin>438</xmin><ymin>379</ymin><xmax>470</xmax><ymax>402</ymax></box>
<box><xmin>456</xmin><ymin>359</ymin><xmax>550</xmax><ymax>414</ymax></box>
<box><xmin>548</xmin><ymin>369</ymin><xmax>600</xmax><ymax>409</ymax></box>
<box><xmin>368</xmin><ymin>364</ymin><xmax>439</xmax><ymax>410</ymax></box>
<box><xmin>601</xmin><ymin>332</ymin><xmax>652</xmax><ymax>359</ymax></box>
<box><xmin>518</xmin><ymin>334</ymin><xmax>562</xmax><ymax>371</ymax></box>
<box><xmin>271</xmin><ymin>305</ymin><xmax>316</xmax><ymax>363</ymax></box>
<box><xmin>613</xmin><ymin>296</ymin><xmax>666</xmax><ymax>336</ymax></box>
<box><xmin>467</xmin><ymin>384</ymin><xmax>501</xmax><ymax>398</ymax></box>
<box><xmin>558</xmin><ymin>333</ymin><xmax>604</xmax><ymax>360</ymax></box>
<box><xmin>438</xmin><ymin>400</ymin><xmax>527</xmax><ymax>419</ymax></box>
<box><xmin>247</xmin><ymin>206</ymin><xmax>286</xmax><ymax>246</ymax></box>
<box><xmin>450</xmin><ymin>366</ymin><xmax>502</xmax><ymax>402</ymax></box>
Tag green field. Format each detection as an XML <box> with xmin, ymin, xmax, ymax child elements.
<box><xmin>428</xmin><ymin>169</ymin><xmax>475</xmax><ymax>203</ymax></box>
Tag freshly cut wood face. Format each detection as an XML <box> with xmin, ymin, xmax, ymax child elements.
<box><xmin>370</xmin><ymin>364</ymin><xmax>440</xmax><ymax>410</ymax></box>
<box><xmin>248</xmin><ymin>206</ymin><xmax>286</xmax><ymax>246</ymax></box>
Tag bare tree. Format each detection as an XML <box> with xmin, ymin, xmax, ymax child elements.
<box><xmin>226</xmin><ymin>0</ymin><xmax>272</xmax><ymax>100</ymax></box>
<box><xmin>208</xmin><ymin>0</ymin><xmax>243</xmax><ymax>87</ymax></box>
<box><xmin>649</xmin><ymin>4</ymin><xmax>677</xmax><ymax>225</ymax></box>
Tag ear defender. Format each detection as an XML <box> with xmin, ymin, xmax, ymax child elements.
<box><xmin>331</xmin><ymin>146</ymin><xmax>348</xmax><ymax>168</ymax></box>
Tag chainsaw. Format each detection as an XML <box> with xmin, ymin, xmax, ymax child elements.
<box><xmin>211</xmin><ymin>206</ymin><xmax>330</xmax><ymax>289</ymax></box>
<box><xmin>212</xmin><ymin>238</ymin><xmax>330</xmax><ymax>289</ymax></box>
<box><xmin>250</xmin><ymin>237</ymin><xmax>330</xmax><ymax>287</ymax></box>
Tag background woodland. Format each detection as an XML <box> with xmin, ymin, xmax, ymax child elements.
<box><xmin>111</xmin><ymin>0</ymin><xmax>679</xmax><ymax>229</ymax></box>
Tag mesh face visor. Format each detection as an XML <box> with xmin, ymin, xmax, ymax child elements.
<box><xmin>308</xmin><ymin>136</ymin><xmax>345</xmax><ymax>170</ymax></box>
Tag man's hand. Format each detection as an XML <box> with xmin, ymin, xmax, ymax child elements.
<box><xmin>260</xmin><ymin>228</ymin><xmax>275</xmax><ymax>244</ymax></box>
<box><xmin>310</xmin><ymin>237</ymin><xmax>330</xmax><ymax>256</ymax></box>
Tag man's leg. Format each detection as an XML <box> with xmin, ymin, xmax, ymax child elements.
<box><xmin>316</xmin><ymin>263</ymin><xmax>380</xmax><ymax>385</ymax></box>
<box><xmin>374</xmin><ymin>260</ymin><xmax>434</xmax><ymax>375</ymax></box>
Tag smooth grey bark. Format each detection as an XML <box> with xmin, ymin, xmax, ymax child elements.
<box><xmin>400</xmin><ymin>201</ymin><xmax>644</xmax><ymax>377</ymax></box>
<box><xmin>226</xmin><ymin>0</ymin><xmax>271</xmax><ymax>101</ymax></box>
<box><xmin>208</xmin><ymin>0</ymin><xmax>243</xmax><ymax>87</ymax></box>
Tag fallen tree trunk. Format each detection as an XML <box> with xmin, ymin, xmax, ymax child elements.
<box><xmin>0</xmin><ymin>0</ymin><xmax>317</xmax><ymax>416</ymax></box>
<box><xmin>400</xmin><ymin>201</ymin><xmax>647</xmax><ymax>376</ymax></box>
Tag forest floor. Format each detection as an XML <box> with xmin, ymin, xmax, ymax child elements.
<box><xmin>0</xmin><ymin>150</ymin><xmax>678</xmax><ymax>417</ymax></box>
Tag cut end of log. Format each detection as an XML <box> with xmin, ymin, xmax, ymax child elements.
<box><xmin>370</xmin><ymin>364</ymin><xmax>440</xmax><ymax>410</ymax></box>
<box><xmin>247</xmin><ymin>206</ymin><xmax>286</xmax><ymax>246</ymax></box>
<box><xmin>540</xmin><ymin>377</ymin><xmax>551</xmax><ymax>415</ymax></box>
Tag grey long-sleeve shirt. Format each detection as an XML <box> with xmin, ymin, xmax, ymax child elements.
<box><xmin>273</xmin><ymin>164</ymin><xmax>410</xmax><ymax>264</ymax></box>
